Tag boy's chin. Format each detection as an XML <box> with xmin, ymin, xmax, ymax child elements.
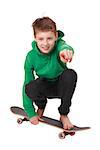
<box><xmin>40</xmin><ymin>49</ymin><xmax>52</xmax><ymax>54</ymax></box>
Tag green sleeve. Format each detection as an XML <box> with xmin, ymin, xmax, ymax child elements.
<box><xmin>57</xmin><ymin>39</ymin><xmax>74</xmax><ymax>54</ymax></box>
<box><xmin>22</xmin><ymin>53</ymin><xmax>38</xmax><ymax>119</ymax></box>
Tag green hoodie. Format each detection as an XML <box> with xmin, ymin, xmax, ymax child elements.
<box><xmin>23</xmin><ymin>30</ymin><xmax>74</xmax><ymax>119</ymax></box>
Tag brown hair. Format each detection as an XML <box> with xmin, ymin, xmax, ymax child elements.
<box><xmin>32</xmin><ymin>17</ymin><xmax>57</xmax><ymax>36</ymax></box>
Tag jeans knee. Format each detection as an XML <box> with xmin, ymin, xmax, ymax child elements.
<box><xmin>25</xmin><ymin>80</ymin><xmax>37</xmax><ymax>98</ymax></box>
<box><xmin>61</xmin><ymin>69</ymin><xmax>77</xmax><ymax>83</ymax></box>
<box><xmin>69</xmin><ymin>69</ymin><xmax>77</xmax><ymax>82</ymax></box>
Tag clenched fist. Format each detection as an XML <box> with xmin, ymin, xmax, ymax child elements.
<box><xmin>30</xmin><ymin>116</ymin><xmax>39</xmax><ymax>125</ymax></box>
<box><xmin>59</xmin><ymin>50</ymin><xmax>73</xmax><ymax>63</ymax></box>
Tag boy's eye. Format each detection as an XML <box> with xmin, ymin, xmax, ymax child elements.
<box><xmin>39</xmin><ymin>38</ymin><xmax>43</xmax><ymax>41</ymax></box>
<box><xmin>48</xmin><ymin>37</ymin><xmax>53</xmax><ymax>40</ymax></box>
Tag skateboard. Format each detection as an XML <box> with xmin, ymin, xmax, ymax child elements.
<box><xmin>10</xmin><ymin>106</ymin><xmax>90</xmax><ymax>139</ymax></box>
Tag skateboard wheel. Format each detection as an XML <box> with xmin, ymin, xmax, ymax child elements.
<box><xmin>58</xmin><ymin>132</ymin><xmax>66</xmax><ymax>139</ymax></box>
<box><xmin>69</xmin><ymin>132</ymin><xmax>75</xmax><ymax>136</ymax></box>
<box><xmin>17</xmin><ymin>118</ymin><xmax>23</xmax><ymax>124</ymax></box>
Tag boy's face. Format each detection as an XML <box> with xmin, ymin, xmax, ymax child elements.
<box><xmin>34</xmin><ymin>31</ymin><xmax>58</xmax><ymax>54</ymax></box>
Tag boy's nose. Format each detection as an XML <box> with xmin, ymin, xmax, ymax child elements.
<box><xmin>43</xmin><ymin>40</ymin><xmax>48</xmax><ymax>46</ymax></box>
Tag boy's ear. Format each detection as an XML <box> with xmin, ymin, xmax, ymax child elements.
<box><xmin>34</xmin><ymin>38</ymin><xmax>36</xmax><ymax>41</ymax></box>
<box><xmin>56</xmin><ymin>31</ymin><xmax>58</xmax><ymax>40</ymax></box>
<box><xmin>34</xmin><ymin>34</ymin><xmax>36</xmax><ymax>41</ymax></box>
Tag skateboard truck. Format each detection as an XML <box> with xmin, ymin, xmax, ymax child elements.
<box><xmin>59</xmin><ymin>131</ymin><xmax>75</xmax><ymax>139</ymax></box>
<box><xmin>17</xmin><ymin>117</ymin><xmax>29</xmax><ymax>124</ymax></box>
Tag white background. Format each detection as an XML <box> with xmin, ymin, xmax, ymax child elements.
<box><xmin>0</xmin><ymin>0</ymin><xmax>100</xmax><ymax>149</ymax></box>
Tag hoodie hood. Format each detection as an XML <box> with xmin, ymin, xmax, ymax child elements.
<box><xmin>57</xmin><ymin>30</ymin><xmax>64</xmax><ymax>39</ymax></box>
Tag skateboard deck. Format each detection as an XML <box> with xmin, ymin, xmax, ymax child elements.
<box><xmin>10</xmin><ymin>106</ymin><xmax>90</xmax><ymax>139</ymax></box>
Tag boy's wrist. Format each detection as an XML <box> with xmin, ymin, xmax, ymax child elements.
<box><xmin>28</xmin><ymin>112</ymin><xmax>38</xmax><ymax>119</ymax></box>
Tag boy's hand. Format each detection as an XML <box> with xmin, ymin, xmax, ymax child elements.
<box><xmin>59</xmin><ymin>50</ymin><xmax>73</xmax><ymax>63</ymax></box>
<box><xmin>30</xmin><ymin>116</ymin><xmax>39</xmax><ymax>125</ymax></box>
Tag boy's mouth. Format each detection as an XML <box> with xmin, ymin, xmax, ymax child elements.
<box><xmin>41</xmin><ymin>47</ymin><xmax>49</xmax><ymax>51</ymax></box>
